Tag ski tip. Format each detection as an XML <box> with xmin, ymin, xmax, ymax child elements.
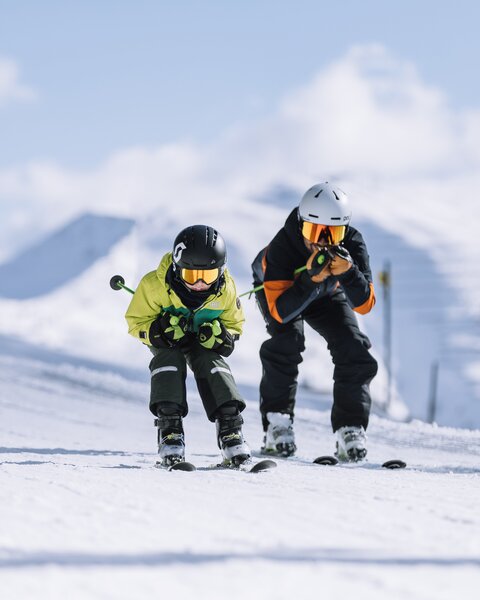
<box><xmin>313</xmin><ymin>455</ymin><xmax>339</xmax><ymax>466</ymax></box>
<box><xmin>249</xmin><ymin>459</ymin><xmax>277</xmax><ymax>473</ymax></box>
<box><xmin>382</xmin><ymin>459</ymin><xmax>407</xmax><ymax>470</ymax></box>
<box><xmin>169</xmin><ymin>461</ymin><xmax>196</xmax><ymax>472</ymax></box>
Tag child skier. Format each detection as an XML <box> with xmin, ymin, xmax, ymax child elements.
<box><xmin>125</xmin><ymin>224</ymin><xmax>250</xmax><ymax>468</ymax></box>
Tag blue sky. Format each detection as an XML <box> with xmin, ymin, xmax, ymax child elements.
<box><xmin>1</xmin><ymin>0</ymin><xmax>480</xmax><ymax>168</ymax></box>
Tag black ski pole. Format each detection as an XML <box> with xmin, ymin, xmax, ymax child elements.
<box><xmin>110</xmin><ymin>275</ymin><xmax>135</xmax><ymax>295</ymax></box>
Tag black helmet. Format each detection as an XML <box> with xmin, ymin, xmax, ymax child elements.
<box><xmin>172</xmin><ymin>225</ymin><xmax>227</xmax><ymax>285</ymax></box>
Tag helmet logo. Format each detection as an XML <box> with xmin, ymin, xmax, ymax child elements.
<box><xmin>173</xmin><ymin>242</ymin><xmax>187</xmax><ymax>262</ymax></box>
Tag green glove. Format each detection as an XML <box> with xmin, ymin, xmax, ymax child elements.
<box><xmin>160</xmin><ymin>312</ymin><xmax>187</xmax><ymax>343</ymax></box>
<box><xmin>198</xmin><ymin>320</ymin><xmax>227</xmax><ymax>350</ymax></box>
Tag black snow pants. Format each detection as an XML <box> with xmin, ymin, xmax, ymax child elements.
<box><xmin>257</xmin><ymin>289</ymin><xmax>378</xmax><ymax>432</ymax></box>
<box><xmin>149</xmin><ymin>340</ymin><xmax>246</xmax><ymax>421</ymax></box>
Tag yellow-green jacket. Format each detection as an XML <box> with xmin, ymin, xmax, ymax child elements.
<box><xmin>125</xmin><ymin>252</ymin><xmax>244</xmax><ymax>345</ymax></box>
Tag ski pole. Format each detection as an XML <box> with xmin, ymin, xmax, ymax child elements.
<box><xmin>109</xmin><ymin>272</ymin><xmax>292</xmax><ymax>300</ymax></box>
<box><xmin>110</xmin><ymin>249</ymin><xmax>327</xmax><ymax>299</ymax></box>
<box><xmin>109</xmin><ymin>273</ymin><xmax>271</xmax><ymax>299</ymax></box>
<box><xmin>110</xmin><ymin>274</ymin><xmax>135</xmax><ymax>295</ymax></box>
<box><xmin>238</xmin><ymin>265</ymin><xmax>308</xmax><ymax>298</ymax></box>
<box><xmin>238</xmin><ymin>246</ymin><xmax>334</xmax><ymax>298</ymax></box>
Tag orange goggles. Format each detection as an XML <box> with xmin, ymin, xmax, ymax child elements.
<box><xmin>302</xmin><ymin>221</ymin><xmax>346</xmax><ymax>245</ymax></box>
<box><xmin>181</xmin><ymin>268</ymin><xmax>220</xmax><ymax>285</ymax></box>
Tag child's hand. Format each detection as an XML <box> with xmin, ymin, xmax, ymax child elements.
<box><xmin>157</xmin><ymin>312</ymin><xmax>187</xmax><ymax>344</ymax></box>
<box><xmin>198</xmin><ymin>320</ymin><xmax>231</xmax><ymax>350</ymax></box>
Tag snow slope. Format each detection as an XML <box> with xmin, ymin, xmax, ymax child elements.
<box><xmin>1</xmin><ymin>338</ymin><xmax>479</xmax><ymax>600</ymax></box>
<box><xmin>0</xmin><ymin>214</ymin><xmax>134</xmax><ymax>299</ymax></box>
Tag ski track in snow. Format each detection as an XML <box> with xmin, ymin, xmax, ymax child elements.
<box><xmin>1</xmin><ymin>351</ymin><xmax>479</xmax><ymax>600</ymax></box>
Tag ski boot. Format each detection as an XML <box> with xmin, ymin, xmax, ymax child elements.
<box><xmin>216</xmin><ymin>413</ymin><xmax>251</xmax><ymax>467</ymax></box>
<box><xmin>262</xmin><ymin>412</ymin><xmax>296</xmax><ymax>457</ymax></box>
<box><xmin>155</xmin><ymin>412</ymin><xmax>185</xmax><ymax>468</ymax></box>
<box><xmin>335</xmin><ymin>426</ymin><xmax>367</xmax><ymax>462</ymax></box>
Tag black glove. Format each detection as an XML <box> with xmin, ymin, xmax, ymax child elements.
<box><xmin>198</xmin><ymin>320</ymin><xmax>235</xmax><ymax>356</ymax></box>
<box><xmin>149</xmin><ymin>312</ymin><xmax>188</xmax><ymax>348</ymax></box>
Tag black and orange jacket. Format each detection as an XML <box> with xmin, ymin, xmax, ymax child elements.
<box><xmin>252</xmin><ymin>208</ymin><xmax>375</xmax><ymax>324</ymax></box>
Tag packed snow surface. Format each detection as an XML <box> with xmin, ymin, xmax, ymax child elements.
<box><xmin>1</xmin><ymin>341</ymin><xmax>479</xmax><ymax>600</ymax></box>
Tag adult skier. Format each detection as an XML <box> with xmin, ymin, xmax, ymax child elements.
<box><xmin>252</xmin><ymin>183</ymin><xmax>378</xmax><ymax>461</ymax></box>
<box><xmin>125</xmin><ymin>225</ymin><xmax>250</xmax><ymax>467</ymax></box>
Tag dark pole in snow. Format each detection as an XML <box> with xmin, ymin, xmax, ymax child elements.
<box><xmin>427</xmin><ymin>360</ymin><xmax>439</xmax><ymax>423</ymax></box>
<box><xmin>379</xmin><ymin>261</ymin><xmax>392</xmax><ymax>410</ymax></box>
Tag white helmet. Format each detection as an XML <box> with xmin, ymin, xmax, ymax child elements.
<box><xmin>298</xmin><ymin>182</ymin><xmax>351</xmax><ymax>226</ymax></box>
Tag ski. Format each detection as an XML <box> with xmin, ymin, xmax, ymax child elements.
<box><xmin>154</xmin><ymin>458</ymin><xmax>277</xmax><ymax>472</ymax></box>
<box><xmin>313</xmin><ymin>455</ymin><xmax>407</xmax><ymax>469</ymax></box>
<box><xmin>250</xmin><ymin>459</ymin><xmax>277</xmax><ymax>473</ymax></box>
<box><xmin>155</xmin><ymin>460</ymin><xmax>197</xmax><ymax>472</ymax></box>
<box><xmin>209</xmin><ymin>458</ymin><xmax>277</xmax><ymax>473</ymax></box>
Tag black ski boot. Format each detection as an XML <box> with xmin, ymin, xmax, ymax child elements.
<box><xmin>154</xmin><ymin>411</ymin><xmax>185</xmax><ymax>468</ymax></box>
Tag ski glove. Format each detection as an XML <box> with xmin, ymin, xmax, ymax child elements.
<box><xmin>198</xmin><ymin>320</ymin><xmax>235</xmax><ymax>356</ymax></box>
<box><xmin>149</xmin><ymin>312</ymin><xmax>188</xmax><ymax>348</ymax></box>
<box><xmin>330</xmin><ymin>246</ymin><xmax>353</xmax><ymax>276</ymax></box>
<box><xmin>306</xmin><ymin>248</ymin><xmax>332</xmax><ymax>283</ymax></box>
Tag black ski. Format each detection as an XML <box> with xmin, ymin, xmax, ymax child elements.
<box><xmin>250</xmin><ymin>459</ymin><xmax>277</xmax><ymax>473</ymax></box>
<box><xmin>155</xmin><ymin>458</ymin><xmax>277</xmax><ymax>472</ymax></box>
<box><xmin>155</xmin><ymin>460</ymin><xmax>197</xmax><ymax>472</ymax></box>
<box><xmin>313</xmin><ymin>455</ymin><xmax>407</xmax><ymax>469</ymax></box>
<box><xmin>209</xmin><ymin>458</ymin><xmax>277</xmax><ymax>473</ymax></box>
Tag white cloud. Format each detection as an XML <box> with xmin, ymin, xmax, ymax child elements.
<box><xmin>1</xmin><ymin>44</ymin><xmax>480</xmax><ymax>257</ymax></box>
<box><xmin>211</xmin><ymin>44</ymin><xmax>471</xmax><ymax>183</ymax></box>
<box><xmin>0</xmin><ymin>57</ymin><xmax>36</xmax><ymax>107</ymax></box>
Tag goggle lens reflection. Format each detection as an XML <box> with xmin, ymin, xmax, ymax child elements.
<box><xmin>181</xmin><ymin>268</ymin><xmax>220</xmax><ymax>285</ymax></box>
<box><xmin>302</xmin><ymin>222</ymin><xmax>346</xmax><ymax>245</ymax></box>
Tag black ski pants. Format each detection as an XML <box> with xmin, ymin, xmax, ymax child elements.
<box><xmin>257</xmin><ymin>290</ymin><xmax>378</xmax><ymax>432</ymax></box>
<box><xmin>149</xmin><ymin>341</ymin><xmax>245</xmax><ymax>421</ymax></box>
